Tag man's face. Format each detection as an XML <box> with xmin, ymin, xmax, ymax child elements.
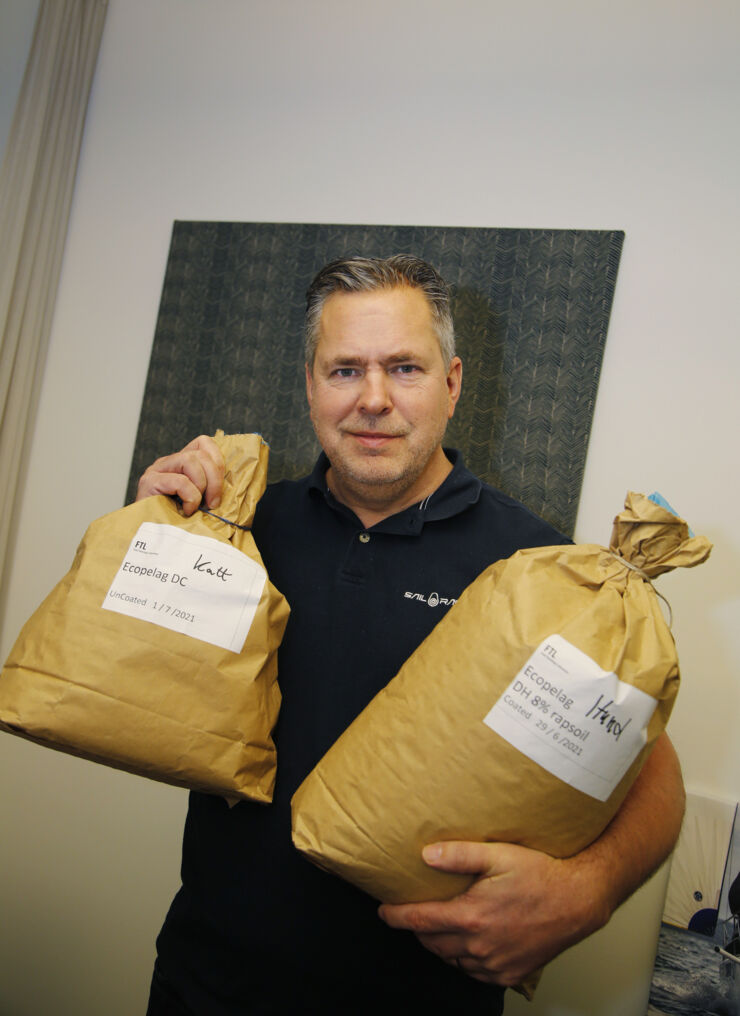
<box><xmin>305</xmin><ymin>286</ymin><xmax>462</xmax><ymax>516</ymax></box>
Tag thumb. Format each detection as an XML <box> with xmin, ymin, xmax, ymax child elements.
<box><xmin>422</xmin><ymin>840</ymin><xmax>502</xmax><ymax>877</ymax></box>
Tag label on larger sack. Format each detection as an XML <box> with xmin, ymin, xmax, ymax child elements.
<box><xmin>482</xmin><ymin>635</ymin><xmax>657</xmax><ymax>801</ymax></box>
<box><xmin>102</xmin><ymin>523</ymin><xmax>266</xmax><ymax>653</ymax></box>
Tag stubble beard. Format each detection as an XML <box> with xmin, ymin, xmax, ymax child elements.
<box><xmin>325</xmin><ymin>421</ymin><xmax>449</xmax><ymax>511</ymax></box>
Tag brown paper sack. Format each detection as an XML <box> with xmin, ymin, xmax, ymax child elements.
<box><xmin>0</xmin><ymin>432</ymin><xmax>289</xmax><ymax>805</ymax></box>
<box><xmin>291</xmin><ymin>492</ymin><xmax>711</xmax><ymax>997</ymax></box>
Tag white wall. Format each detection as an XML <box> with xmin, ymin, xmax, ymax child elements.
<box><xmin>0</xmin><ymin>1</ymin><xmax>738</xmax><ymax>1013</ymax></box>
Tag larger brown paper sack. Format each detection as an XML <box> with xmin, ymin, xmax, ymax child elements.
<box><xmin>292</xmin><ymin>493</ymin><xmax>711</xmax><ymax>996</ymax></box>
<box><xmin>0</xmin><ymin>433</ymin><xmax>289</xmax><ymax>804</ymax></box>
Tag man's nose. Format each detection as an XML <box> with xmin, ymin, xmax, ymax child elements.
<box><xmin>357</xmin><ymin>370</ymin><xmax>392</xmax><ymax>414</ymax></box>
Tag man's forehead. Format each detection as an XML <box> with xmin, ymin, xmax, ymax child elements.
<box><xmin>308</xmin><ymin>286</ymin><xmax>449</xmax><ymax>373</ymax></box>
<box><xmin>318</xmin><ymin>287</ymin><xmax>435</xmax><ymax>341</ymax></box>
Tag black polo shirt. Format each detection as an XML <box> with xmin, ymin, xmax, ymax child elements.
<box><xmin>153</xmin><ymin>451</ymin><xmax>568</xmax><ymax>1015</ymax></box>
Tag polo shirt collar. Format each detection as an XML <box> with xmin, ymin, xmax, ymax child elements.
<box><xmin>307</xmin><ymin>449</ymin><xmax>482</xmax><ymax>535</ymax></box>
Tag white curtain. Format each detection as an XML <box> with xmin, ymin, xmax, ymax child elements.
<box><xmin>0</xmin><ymin>0</ymin><xmax>108</xmax><ymax>587</ymax></box>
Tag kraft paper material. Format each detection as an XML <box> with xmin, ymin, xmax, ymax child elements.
<box><xmin>291</xmin><ymin>492</ymin><xmax>711</xmax><ymax>997</ymax></box>
<box><xmin>0</xmin><ymin>433</ymin><xmax>289</xmax><ymax>805</ymax></box>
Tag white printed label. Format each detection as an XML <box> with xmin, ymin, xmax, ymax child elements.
<box><xmin>483</xmin><ymin>635</ymin><xmax>657</xmax><ymax>801</ymax></box>
<box><xmin>102</xmin><ymin>523</ymin><xmax>266</xmax><ymax>653</ymax></box>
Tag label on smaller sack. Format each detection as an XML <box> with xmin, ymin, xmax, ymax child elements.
<box><xmin>102</xmin><ymin>523</ymin><xmax>266</xmax><ymax>653</ymax></box>
<box><xmin>482</xmin><ymin>635</ymin><xmax>657</xmax><ymax>801</ymax></box>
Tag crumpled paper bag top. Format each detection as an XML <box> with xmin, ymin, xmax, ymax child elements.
<box><xmin>610</xmin><ymin>491</ymin><xmax>712</xmax><ymax>577</ymax></box>
<box><xmin>215</xmin><ymin>431</ymin><xmax>269</xmax><ymax>529</ymax></box>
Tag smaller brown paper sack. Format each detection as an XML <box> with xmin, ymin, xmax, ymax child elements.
<box><xmin>0</xmin><ymin>433</ymin><xmax>290</xmax><ymax>805</ymax></box>
<box><xmin>292</xmin><ymin>493</ymin><xmax>711</xmax><ymax>997</ymax></box>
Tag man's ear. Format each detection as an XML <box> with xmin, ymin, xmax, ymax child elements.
<box><xmin>305</xmin><ymin>363</ymin><xmax>313</xmax><ymax>407</ymax></box>
<box><xmin>446</xmin><ymin>356</ymin><xmax>463</xmax><ymax>419</ymax></box>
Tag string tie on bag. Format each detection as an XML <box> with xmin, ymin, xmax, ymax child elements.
<box><xmin>199</xmin><ymin>507</ymin><xmax>252</xmax><ymax>532</ymax></box>
<box><xmin>610</xmin><ymin>553</ymin><xmax>673</xmax><ymax>628</ymax></box>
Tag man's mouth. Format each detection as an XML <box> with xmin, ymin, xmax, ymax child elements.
<box><xmin>345</xmin><ymin>431</ymin><xmax>404</xmax><ymax>449</ymax></box>
<box><xmin>343</xmin><ymin>428</ymin><xmax>406</xmax><ymax>449</ymax></box>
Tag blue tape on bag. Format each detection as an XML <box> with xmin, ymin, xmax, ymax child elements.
<box><xmin>648</xmin><ymin>492</ymin><xmax>694</xmax><ymax>537</ymax></box>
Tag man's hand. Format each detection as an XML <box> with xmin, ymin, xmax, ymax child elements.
<box><xmin>378</xmin><ymin>840</ymin><xmax>606</xmax><ymax>986</ymax></box>
<box><xmin>379</xmin><ymin>733</ymin><xmax>684</xmax><ymax>987</ymax></box>
<box><xmin>136</xmin><ymin>435</ymin><xmax>224</xmax><ymax>516</ymax></box>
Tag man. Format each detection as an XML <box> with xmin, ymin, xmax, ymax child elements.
<box><xmin>139</xmin><ymin>255</ymin><xmax>684</xmax><ymax>1014</ymax></box>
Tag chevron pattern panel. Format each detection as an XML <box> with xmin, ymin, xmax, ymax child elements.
<box><xmin>127</xmin><ymin>223</ymin><xmax>623</xmax><ymax>536</ymax></box>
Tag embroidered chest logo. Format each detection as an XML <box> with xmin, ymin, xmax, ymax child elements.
<box><xmin>403</xmin><ymin>590</ymin><xmax>457</xmax><ymax>608</ymax></box>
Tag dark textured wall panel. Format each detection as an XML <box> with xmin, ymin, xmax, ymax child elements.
<box><xmin>127</xmin><ymin>223</ymin><xmax>623</xmax><ymax>536</ymax></box>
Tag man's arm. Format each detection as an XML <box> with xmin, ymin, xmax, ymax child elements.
<box><xmin>378</xmin><ymin>732</ymin><xmax>684</xmax><ymax>986</ymax></box>
<box><xmin>135</xmin><ymin>434</ymin><xmax>224</xmax><ymax>514</ymax></box>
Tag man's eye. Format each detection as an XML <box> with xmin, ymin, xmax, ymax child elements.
<box><xmin>393</xmin><ymin>364</ymin><xmax>419</xmax><ymax>375</ymax></box>
<box><xmin>332</xmin><ymin>368</ymin><xmax>357</xmax><ymax>378</ymax></box>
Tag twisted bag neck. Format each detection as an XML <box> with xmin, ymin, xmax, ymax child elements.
<box><xmin>609</xmin><ymin>553</ymin><xmax>674</xmax><ymax>627</ymax></box>
<box><xmin>200</xmin><ymin>432</ymin><xmax>269</xmax><ymax>531</ymax></box>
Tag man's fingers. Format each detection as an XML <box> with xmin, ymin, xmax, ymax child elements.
<box><xmin>379</xmin><ymin>841</ymin><xmax>502</xmax><ymax>933</ymax></box>
<box><xmin>136</xmin><ymin>458</ymin><xmax>208</xmax><ymax>515</ymax></box>
<box><xmin>378</xmin><ymin>899</ymin><xmax>459</xmax><ymax>933</ymax></box>
<box><xmin>136</xmin><ymin>435</ymin><xmax>225</xmax><ymax>515</ymax></box>
<box><xmin>180</xmin><ymin>435</ymin><xmax>224</xmax><ymax>504</ymax></box>
<box><xmin>422</xmin><ymin>840</ymin><xmax>500</xmax><ymax>877</ymax></box>
<box><xmin>136</xmin><ymin>473</ymin><xmax>207</xmax><ymax>516</ymax></box>
<box><xmin>379</xmin><ymin>842</ymin><xmax>569</xmax><ymax>987</ymax></box>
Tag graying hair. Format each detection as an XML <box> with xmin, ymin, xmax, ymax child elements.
<box><xmin>304</xmin><ymin>254</ymin><xmax>456</xmax><ymax>367</ymax></box>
